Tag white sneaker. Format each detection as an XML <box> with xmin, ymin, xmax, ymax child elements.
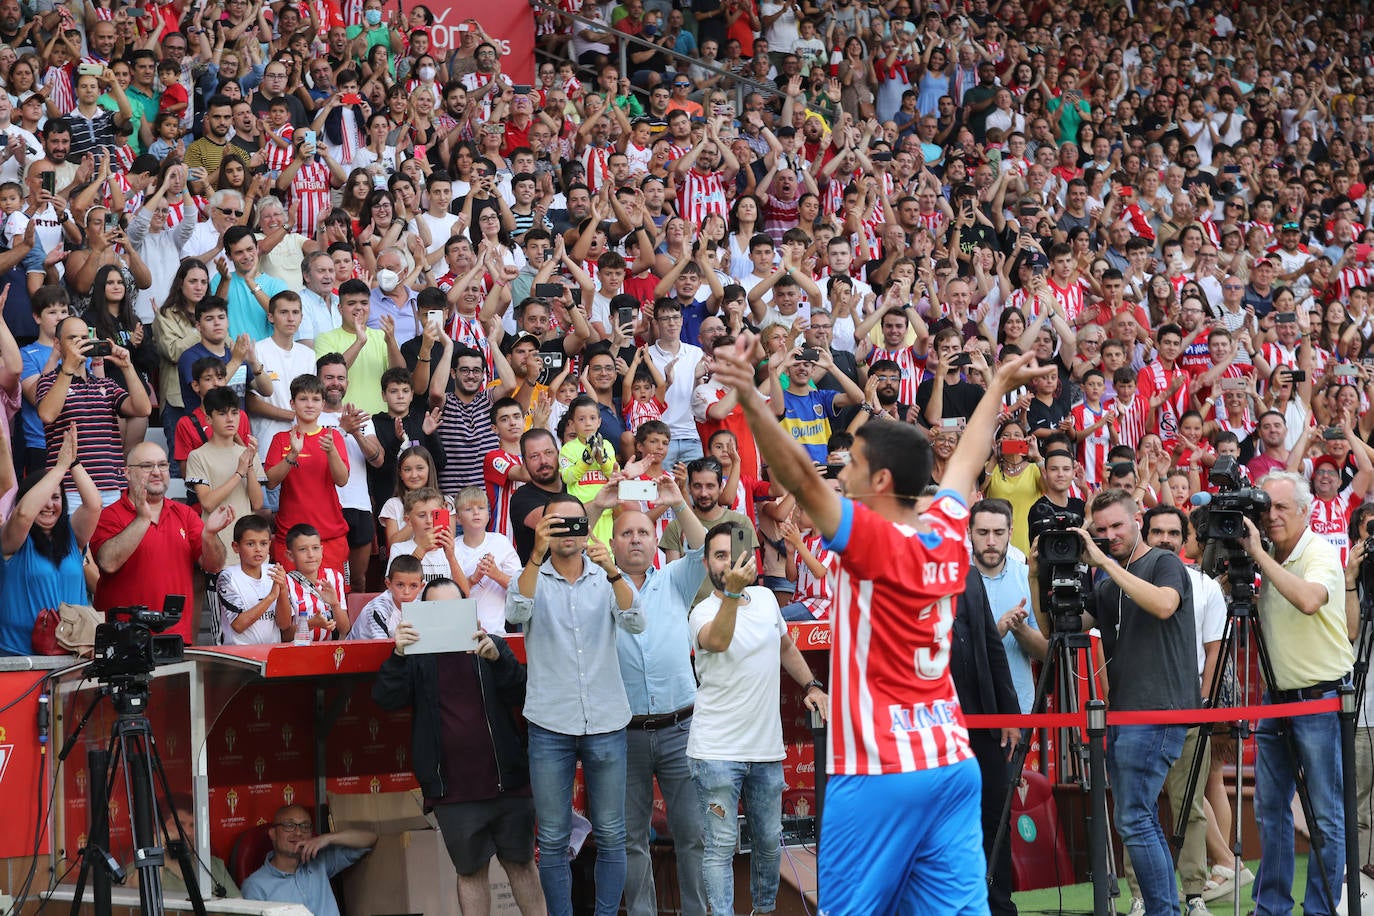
<box><xmin>1185</xmin><ymin>897</ymin><xmax>1210</xmax><ymax>915</ymax></box>
<box><xmin>1124</xmin><ymin>898</ymin><xmax>1145</xmax><ymax>916</ymax></box>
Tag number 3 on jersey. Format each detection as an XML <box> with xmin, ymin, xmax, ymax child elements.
<box><xmin>913</xmin><ymin>599</ymin><xmax>954</xmax><ymax>680</ymax></box>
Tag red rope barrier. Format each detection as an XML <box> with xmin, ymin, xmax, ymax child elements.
<box><xmin>962</xmin><ymin>697</ymin><xmax>1340</xmax><ymax>730</ymax></box>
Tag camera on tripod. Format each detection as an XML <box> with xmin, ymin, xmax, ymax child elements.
<box><xmin>1028</xmin><ymin>504</ymin><xmax>1103</xmax><ymax>633</ymax></box>
<box><xmin>90</xmin><ymin>597</ymin><xmax>187</xmax><ymax>683</ymax></box>
<box><xmin>1192</xmin><ymin>456</ymin><xmax>1271</xmax><ymax>580</ymax></box>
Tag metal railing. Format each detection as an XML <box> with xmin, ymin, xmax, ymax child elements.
<box><xmin>526</xmin><ymin>0</ymin><xmax>779</xmax><ymax>111</ymax></box>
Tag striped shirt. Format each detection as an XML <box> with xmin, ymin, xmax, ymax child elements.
<box><xmin>263</xmin><ymin>124</ymin><xmax>295</xmax><ymax>174</ymax></box>
<box><xmin>483</xmin><ymin>448</ymin><xmax>523</xmax><ymax>538</ymax></box>
<box><xmin>288</xmin><ymin>159</ymin><xmax>333</xmax><ymax>237</ymax></box>
<box><xmin>821</xmin><ymin>494</ymin><xmax>974</xmax><ymax>774</ymax></box>
<box><xmin>792</xmin><ymin>531</ymin><xmax>835</xmax><ymax>620</ymax></box>
<box><xmin>35</xmin><ymin>370</ymin><xmax>128</xmax><ymax>493</ymax></box>
<box><xmin>282</xmin><ymin>567</ymin><xmax>348</xmax><ymax>640</ymax></box>
<box><xmin>1107</xmin><ymin>393</ymin><xmax>1149</xmax><ymax>451</ymax></box>
<box><xmin>677</xmin><ymin>167</ymin><xmax>729</xmax><ymax>225</ymax></box>
<box><xmin>436</xmin><ymin>390</ymin><xmax>498</xmax><ymax>493</ymax></box>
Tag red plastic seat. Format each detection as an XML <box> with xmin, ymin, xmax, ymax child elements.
<box><xmin>227</xmin><ymin>823</ymin><xmax>274</xmax><ymax>886</ymax></box>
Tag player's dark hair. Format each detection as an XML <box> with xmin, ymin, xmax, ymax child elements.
<box><xmin>854</xmin><ymin>419</ymin><xmax>932</xmax><ymax>505</ymax></box>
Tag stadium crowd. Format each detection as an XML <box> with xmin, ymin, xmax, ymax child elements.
<box><xmin>0</xmin><ymin>0</ymin><xmax>1373</xmax><ymax>911</ymax></box>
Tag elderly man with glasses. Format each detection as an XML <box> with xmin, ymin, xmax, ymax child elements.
<box><xmin>242</xmin><ymin>805</ymin><xmax>377</xmax><ymax>916</ymax></box>
<box><xmin>90</xmin><ymin>440</ymin><xmax>233</xmax><ymax>645</ymax></box>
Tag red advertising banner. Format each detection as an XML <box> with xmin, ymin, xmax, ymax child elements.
<box><xmin>406</xmin><ymin>4</ymin><xmax>537</xmax><ymax>84</ymax></box>
<box><xmin>0</xmin><ymin>671</ymin><xmax>51</xmax><ymax>858</ymax></box>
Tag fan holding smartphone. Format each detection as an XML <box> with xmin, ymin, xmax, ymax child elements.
<box><xmin>506</xmin><ymin>498</ymin><xmax>643</xmax><ymax>916</ymax></box>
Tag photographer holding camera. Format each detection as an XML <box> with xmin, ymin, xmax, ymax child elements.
<box><xmin>504</xmin><ymin>494</ymin><xmax>644</xmax><ymax>916</ymax></box>
<box><xmin>1237</xmin><ymin>471</ymin><xmax>1352</xmax><ymax>916</ymax></box>
<box><xmin>1032</xmin><ymin>488</ymin><xmax>1196</xmax><ymax>916</ymax></box>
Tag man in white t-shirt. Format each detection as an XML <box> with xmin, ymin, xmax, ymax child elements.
<box><xmin>419</xmin><ymin>173</ymin><xmax>460</xmax><ymax>258</ymax></box>
<box><xmin>250</xmin><ymin>292</ymin><xmax>321</xmax><ymax>512</ymax></box>
<box><xmin>318</xmin><ymin>353</ymin><xmax>384</xmax><ymax>587</ymax></box>
<box><xmin>687</xmin><ymin>521</ymin><xmax>828</xmax><ymax>916</ymax></box>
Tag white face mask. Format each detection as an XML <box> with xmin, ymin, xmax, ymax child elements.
<box><xmin>376</xmin><ymin>268</ymin><xmax>401</xmax><ymax>292</ymax></box>
<box><xmin>417</xmin><ymin>65</ymin><xmax>436</xmax><ymax>82</ymax></box>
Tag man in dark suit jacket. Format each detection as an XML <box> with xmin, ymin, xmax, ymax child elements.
<box><xmin>951</xmin><ymin>563</ymin><xmax>1024</xmax><ymax>916</ymax></box>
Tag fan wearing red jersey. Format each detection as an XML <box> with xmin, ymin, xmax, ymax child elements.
<box><xmin>670</xmin><ymin>118</ymin><xmax>739</xmax><ymax>225</ymax></box>
<box><xmin>712</xmin><ymin>332</ymin><xmax>1054</xmax><ymax>915</ymax></box>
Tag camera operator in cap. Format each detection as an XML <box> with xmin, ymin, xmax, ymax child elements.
<box><xmin>1030</xmin><ymin>487</ymin><xmax>1196</xmax><ymax>916</ymax></box>
<box><xmin>1237</xmin><ymin>471</ymin><xmax>1352</xmax><ymax>915</ymax></box>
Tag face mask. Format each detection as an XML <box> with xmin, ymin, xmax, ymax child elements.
<box><xmin>417</xmin><ymin>65</ymin><xmax>436</xmax><ymax>81</ymax></box>
<box><xmin>376</xmin><ymin>268</ymin><xmax>400</xmax><ymax>292</ymax></box>
<box><xmin>364</xmin><ymin>8</ymin><xmax>381</xmax><ymax>25</ymax></box>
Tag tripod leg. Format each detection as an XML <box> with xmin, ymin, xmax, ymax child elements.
<box><xmin>148</xmin><ymin>727</ymin><xmax>210</xmax><ymax>916</ymax></box>
<box><xmin>988</xmin><ymin>632</ymin><xmax>1065</xmax><ymax>877</ymax></box>
<box><xmin>116</xmin><ymin>723</ymin><xmax>166</xmax><ymax>916</ymax></box>
<box><xmin>1343</xmin><ymin>687</ymin><xmax>1363</xmax><ymax>916</ymax></box>
<box><xmin>1173</xmin><ymin>615</ymin><xmax>1236</xmax><ymax>849</ymax></box>
<box><xmin>69</xmin><ymin>747</ymin><xmax>113</xmax><ymax>916</ymax></box>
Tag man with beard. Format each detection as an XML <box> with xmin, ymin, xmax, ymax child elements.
<box><xmin>843</xmin><ymin>358</ymin><xmax>913</xmax><ymax>428</ymax></box>
<box><xmin>1048</xmin><ymin>489</ymin><xmax>1196</xmax><ymax>916</ymax></box>
<box><xmin>951</xmin><ymin>497</ymin><xmax>1025</xmax><ymax>916</ymax></box>
<box><xmin>0</xmin><ymin>0</ymin><xmax>31</xmax><ymax>50</ymax></box>
<box><xmin>315</xmin><ymin>280</ymin><xmax>406</xmax><ymax>416</ymax></box>
<box><xmin>317</xmin><ymin>354</ymin><xmax>384</xmax><ymax>587</ymax></box>
<box><xmin>611</xmin><ymin>477</ymin><xmax>709</xmax><ymax>916</ymax></box>
<box><xmin>509</xmin><ymin>428</ymin><xmax>565</xmax><ymax>564</ymax></box>
<box><xmin>671</xmin><ymin>118</ymin><xmax>738</xmax><ymax>225</ymax></box>
<box><xmin>687</xmin><ymin>521</ymin><xmax>827</xmax><ymax>916</ymax></box>
<box><xmin>660</xmin><ymin>457</ymin><xmax>756</xmax><ymax>604</ymax></box>
<box><xmin>428</xmin><ymin>341</ymin><xmax>517</xmax><ymax>495</ymax></box>
<box><xmin>185</xmin><ymin>95</ymin><xmax>251</xmax><ymax>188</ymax></box>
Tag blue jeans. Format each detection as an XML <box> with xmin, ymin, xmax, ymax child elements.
<box><xmin>624</xmin><ymin>720</ymin><xmax>706</xmax><ymax>916</ymax></box>
<box><xmin>689</xmin><ymin>757</ymin><xmax>784</xmax><ymax>915</ymax></box>
<box><xmin>665</xmin><ymin>435</ymin><xmax>703</xmax><ymax>469</ymax></box>
<box><xmin>527</xmin><ymin>723</ymin><xmax>628</xmax><ymax>916</ymax></box>
<box><xmin>1107</xmin><ymin>724</ymin><xmax>1186</xmax><ymax>916</ymax></box>
<box><xmin>1253</xmin><ymin>694</ymin><xmax>1345</xmax><ymax>916</ymax></box>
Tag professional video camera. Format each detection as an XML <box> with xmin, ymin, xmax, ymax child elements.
<box><xmin>1027</xmin><ymin>503</ymin><xmax>1097</xmax><ymax>632</ymax></box>
<box><xmin>89</xmin><ymin>597</ymin><xmax>187</xmax><ymax>684</ymax></box>
<box><xmin>1192</xmin><ymin>456</ymin><xmax>1271</xmax><ymax>582</ymax></box>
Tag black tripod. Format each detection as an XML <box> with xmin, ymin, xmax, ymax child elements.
<box><xmin>62</xmin><ymin>677</ymin><xmax>208</xmax><ymax>916</ymax></box>
<box><xmin>1170</xmin><ymin>548</ymin><xmax>1338</xmax><ymax>916</ymax></box>
<box><xmin>991</xmin><ymin>612</ymin><xmax>1115</xmax><ymax>916</ymax></box>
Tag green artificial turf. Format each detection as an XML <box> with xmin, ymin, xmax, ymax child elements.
<box><xmin>1010</xmin><ymin>858</ymin><xmax>1304</xmax><ymax>914</ymax></box>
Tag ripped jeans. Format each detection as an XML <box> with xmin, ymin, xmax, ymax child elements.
<box><xmin>688</xmin><ymin>757</ymin><xmax>784</xmax><ymax>915</ymax></box>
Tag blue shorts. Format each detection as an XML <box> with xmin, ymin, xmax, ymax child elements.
<box><xmin>818</xmin><ymin>760</ymin><xmax>989</xmax><ymax>916</ymax></box>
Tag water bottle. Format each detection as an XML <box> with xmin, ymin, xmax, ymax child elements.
<box><xmin>294</xmin><ymin>608</ymin><xmax>312</xmax><ymax>646</ymax></box>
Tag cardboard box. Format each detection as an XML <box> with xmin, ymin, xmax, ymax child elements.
<box><xmin>327</xmin><ymin>791</ymin><xmax>518</xmax><ymax>915</ymax></box>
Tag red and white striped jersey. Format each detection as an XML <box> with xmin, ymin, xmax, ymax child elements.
<box><xmin>166</xmin><ymin>195</ymin><xmax>208</xmax><ymax>229</ymax></box>
<box><xmin>283</xmin><ymin>567</ymin><xmax>347</xmax><ymax>641</ymax></box>
<box><xmin>912</xmin><ymin>209</ymin><xmax>946</xmax><ymax>234</ymax></box>
<box><xmin>1137</xmin><ymin>361</ymin><xmax>1190</xmax><ymax>443</ymax></box>
<box><xmin>1071</xmin><ymin>401</ymin><xmax>1112</xmax><ymax>488</ymax></box>
<box><xmin>288</xmin><ymin>159</ymin><xmax>334</xmax><ymax>238</ymax></box>
<box><xmin>483</xmin><ymin>448</ymin><xmax>523</xmax><ymax>538</ymax></box>
<box><xmin>1246</xmin><ymin>220</ymin><xmax>1275</xmax><ymax>244</ymax></box>
<box><xmin>1197</xmin><ymin>214</ymin><xmax>1220</xmax><ymax>247</ymax></box>
<box><xmin>1107</xmin><ymin>394</ymin><xmax>1149</xmax><ymax>451</ymax></box>
<box><xmin>1207</xmin><ymin>400</ymin><xmax>1256</xmax><ymax>440</ymax></box>
<box><xmin>113</xmin><ymin>143</ymin><xmax>135</xmax><ymax>174</ymax></box>
<box><xmin>448</xmin><ymin>313</ymin><xmax>494</xmax><ymax>381</ymax></box>
<box><xmin>1310</xmin><ymin>492</ymin><xmax>1362</xmax><ymax>566</ymax></box>
<box><xmin>1047</xmin><ymin>276</ymin><xmax>1087</xmax><ymax>323</ymax></box>
<box><xmin>677</xmin><ymin>167</ymin><xmax>729</xmax><ymax>224</ymax></box>
<box><xmin>865</xmin><ymin>344</ymin><xmax>926</xmax><ymax>405</ymax></box>
<box><xmin>823</xmin><ymin>494</ymin><xmax>974</xmax><ymax>775</ymax></box>
<box><xmin>1335</xmin><ymin>266</ymin><xmax>1374</xmax><ymax>301</ymax></box>
<box><xmin>263</xmin><ymin>124</ymin><xmax>295</xmax><ymax>174</ymax></box>
<box><xmin>579</xmin><ymin>144</ymin><xmax>613</xmax><ymax>194</ymax></box>
<box><xmin>459</xmin><ymin>71</ymin><xmax>513</xmax><ymax>120</ymax></box>
<box><xmin>43</xmin><ymin>65</ymin><xmax>74</xmax><ymax>115</ymax></box>
<box><xmin>793</xmin><ymin>531</ymin><xmax>835</xmax><ymax>620</ymax></box>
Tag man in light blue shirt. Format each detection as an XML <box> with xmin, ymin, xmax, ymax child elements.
<box><xmin>240</xmin><ymin>804</ymin><xmax>375</xmax><ymax>916</ymax></box>
<box><xmin>611</xmin><ymin>475</ymin><xmax>707</xmax><ymax>916</ymax></box>
<box><xmin>970</xmin><ymin>498</ymin><xmax>1045</xmax><ymax>713</ymax></box>
<box><xmin>209</xmin><ymin>225</ymin><xmax>288</xmax><ymax>341</ymax></box>
<box><xmin>505</xmin><ymin>493</ymin><xmax>645</xmax><ymax>916</ymax></box>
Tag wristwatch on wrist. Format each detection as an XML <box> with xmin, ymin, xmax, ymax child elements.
<box><xmin>803</xmin><ymin>679</ymin><xmax>824</xmax><ymax>693</ymax></box>
<box><xmin>606</xmin><ymin>571</ymin><xmax>624</xmax><ymax>584</ymax></box>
